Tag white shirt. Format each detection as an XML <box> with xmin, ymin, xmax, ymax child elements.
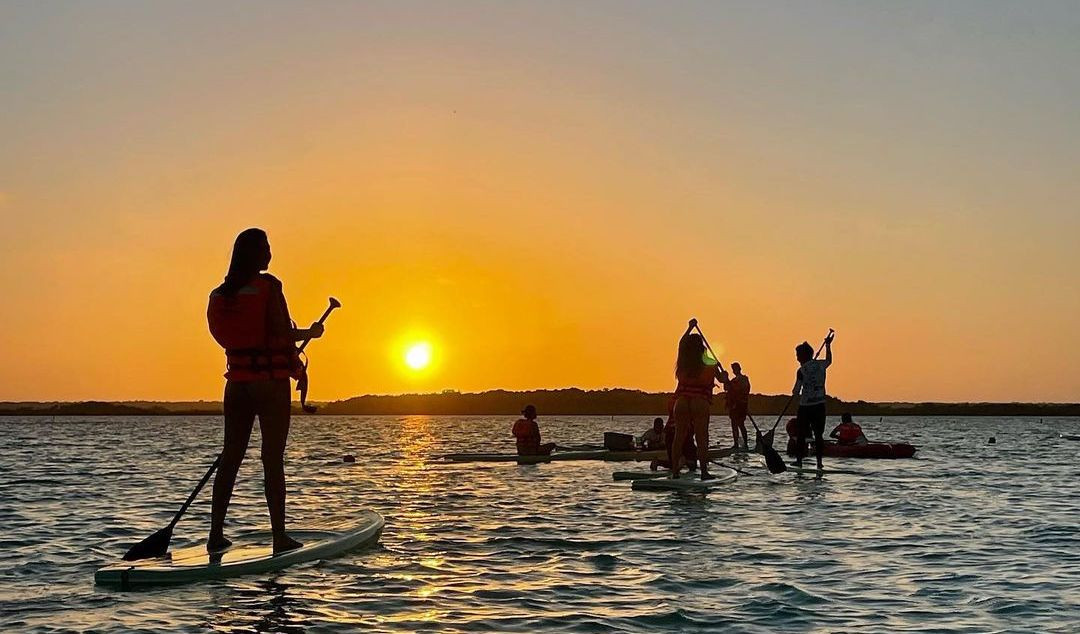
<box><xmin>794</xmin><ymin>359</ymin><xmax>828</xmax><ymax>406</ymax></box>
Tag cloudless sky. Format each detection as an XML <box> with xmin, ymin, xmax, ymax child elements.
<box><xmin>1</xmin><ymin>1</ymin><xmax>1078</xmax><ymax>402</ymax></box>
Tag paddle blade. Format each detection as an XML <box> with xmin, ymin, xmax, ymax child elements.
<box><xmin>763</xmin><ymin>446</ymin><xmax>788</xmax><ymax>474</ymax></box>
<box><xmin>122</xmin><ymin>526</ymin><xmax>173</xmax><ymax>561</ymax></box>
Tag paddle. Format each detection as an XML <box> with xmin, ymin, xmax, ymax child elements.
<box><xmin>121</xmin><ymin>297</ymin><xmax>340</xmax><ymax>561</ymax></box>
<box><xmin>709</xmin><ymin>459</ymin><xmax>756</xmax><ymax>477</ymax></box>
<box><xmin>296</xmin><ymin>297</ymin><xmax>342</xmax><ymax>413</ymax></box>
<box><xmin>693</xmin><ymin>324</ymin><xmax>791</xmax><ymax>474</ymax></box>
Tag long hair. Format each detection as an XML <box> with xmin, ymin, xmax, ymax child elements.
<box><xmin>220</xmin><ymin>228</ymin><xmax>269</xmax><ymax>296</ymax></box>
<box><xmin>675</xmin><ymin>333</ymin><xmax>707</xmax><ymax>380</ymax></box>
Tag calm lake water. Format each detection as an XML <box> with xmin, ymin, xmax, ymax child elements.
<box><xmin>1</xmin><ymin>415</ymin><xmax>1077</xmax><ymax>632</ymax></box>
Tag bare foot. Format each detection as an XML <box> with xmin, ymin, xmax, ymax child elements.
<box><xmin>273</xmin><ymin>534</ymin><xmax>303</xmax><ymax>554</ymax></box>
<box><xmin>207</xmin><ymin>536</ymin><xmax>232</xmax><ymax>553</ymax></box>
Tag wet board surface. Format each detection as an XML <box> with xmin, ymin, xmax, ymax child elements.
<box><xmin>1060</xmin><ymin>433</ymin><xmax>1080</xmax><ymax>441</ymax></box>
<box><xmin>95</xmin><ymin>510</ymin><xmax>384</xmax><ymax>588</ymax></box>
<box><xmin>631</xmin><ymin>467</ymin><xmax>738</xmax><ymax>491</ymax></box>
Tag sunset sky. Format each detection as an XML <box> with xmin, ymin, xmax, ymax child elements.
<box><xmin>2</xmin><ymin>2</ymin><xmax>1078</xmax><ymax>402</ymax></box>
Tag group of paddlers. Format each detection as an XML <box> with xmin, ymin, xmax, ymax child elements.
<box><xmin>512</xmin><ymin>318</ymin><xmax>847</xmax><ymax>479</ymax></box>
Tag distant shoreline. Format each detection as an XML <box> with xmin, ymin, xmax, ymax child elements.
<box><xmin>1</xmin><ymin>389</ymin><xmax>1077</xmax><ymax>417</ymax></box>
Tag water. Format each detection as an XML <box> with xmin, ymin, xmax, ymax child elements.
<box><xmin>1</xmin><ymin>415</ymin><xmax>1077</xmax><ymax>633</ymax></box>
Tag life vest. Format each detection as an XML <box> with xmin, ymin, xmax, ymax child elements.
<box><xmin>835</xmin><ymin>422</ymin><xmax>862</xmax><ymax>445</ymax></box>
<box><xmin>512</xmin><ymin>418</ymin><xmax>541</xmax><ymax>451</ymax></box>
<box><xmin>207</xmin><ymin>274</ymin><xmax>301</xmax><ymax>382</ymax></box>
<box><xmin>674</xmin><ymin>363</ymin><xmax>716</xmax><ymax>402</ymax></box>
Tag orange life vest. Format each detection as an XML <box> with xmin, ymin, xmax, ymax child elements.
<box><xmin>512</xmin><ymin>418</ymin><xmax>541</xmax><ymax>452</ymax></box>
<box><xmin>674</xmin><ymin>364</ymin><xmax>716</xmax><ymax>402</ymax></box>
<box><xmin>207</xmin><ymin>274</ymin><xmax>301</xmax><ymax>382</ymax></box>
<box><xmin>835</xmin><ymin>422</ymin><xmax>863</xmax><ymax>445</ymax></box>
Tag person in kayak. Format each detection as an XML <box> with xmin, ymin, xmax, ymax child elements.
<box><xmin>205</xmin><ymin>228</ymin><xmax>325</xmax><ymax>554</ymax></box>
<box><xmin>639</xmin><ymin>417</ymin><xmax>665</xmax><ymax>450</ymax></box>
<box><xmin>671</xmin><ymin>319</ymin><xmax>728</xmax><ymax>479</ymax></box>
<box><xmin>792</xmin><ymin>332</ymin><xmax>834</xmax><ymax>471</ymax></box>
<box><xmin>722</xmin><ymin>362</ymin><xmax>751</xmax><ymax>451</ymax></box>
<box><xmin>830</xmin><ymin>413</ymin><xmax>868</xmax><ymax>445</ymax></box>
<box><xmin>512</xmin><ymin>405</ymin><xmax>556</xmax><ymax>456</ymax></box>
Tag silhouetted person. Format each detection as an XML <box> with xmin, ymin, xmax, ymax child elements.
<box><xmin>723</xmin><ymin>362</ymin><xmax>751</xmax><ymax>451</ymax></box>
<box><xmin>792</xmin><ymin>332</ymin><xmax>834</xmax><ymax>470</ymax></box>
<box><xmin>206</xmin><ymin>228</ymin><xmax>324</xmax><ymax>554</ymax></box>
<box><xmin>652</xmin><ymin>415</ymin><xmax>698</xmax><ymax>472</ymax></box>
<box><xmin>639</xmin><ymin>417</ymin><xmax>665</xmax><ymax>450</ymax></box>
<box><xmin>830</xmin><ymin>412</ymin><xmax>868</xmax><ymax>445</ymax></box>
<box><xmin>512</xmin><ymin>405</ymin><xmax>556</xmax><ymax>456</ymax></box>
<box><xmin>671</xmin><ymin>319</ymin><xmax>728</xmax><ymax>479</ymax></box>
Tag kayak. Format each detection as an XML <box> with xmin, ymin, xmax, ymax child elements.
<box><xmin>95</xmin><ymin>510</ymin><xmax>384</xmax><ymax>588</ymax></box>
<box><xmin>787</xmin><ymin>441</ymin><xmax>917</xmax><ymax>459</ymax></box>
<box><xmin>631</xmin><ymin>467</ymin><xmax>738</xmax><ymax>492</ymax></box>
<box><xmin>442</xmin><ymin>447</ymin><xmax>735</xmax><ymax>464</ymax></box>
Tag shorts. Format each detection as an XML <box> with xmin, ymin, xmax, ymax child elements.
<box><xmin>797</xmin><ymin>403</ymin><xmax>826</xmax><ymax>437</ymax></box>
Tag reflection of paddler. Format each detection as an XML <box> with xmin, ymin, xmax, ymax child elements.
<box><xmin>512</xmin><ymin>405</ymin><xmax>557</xmax><ymax>457</ymax></box>
<box><xmin>671</xmin><ymin>319</ymin><xmax>728</xmax><ymax>480</ymax></box>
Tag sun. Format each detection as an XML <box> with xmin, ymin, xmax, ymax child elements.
<box><xmin>404</xmin><ymin>342</ymin><xmax>433</xmax><ymax>370</ymax></box>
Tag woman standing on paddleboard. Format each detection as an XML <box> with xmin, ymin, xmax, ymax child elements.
<box><xmin>671</xmin><ymin>319</ymin><xmax>727</xmax><ymax>480</ymax></box>
<box><xmin>205</xmin><ymin>228</ymin><xmax>324</xmax><ymax>553</ymax></box>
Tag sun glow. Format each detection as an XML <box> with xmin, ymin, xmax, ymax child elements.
<box><xmin>404</xmin><ymin>342</ymin><xmax>433</xmax><ymax>371</ymax></box>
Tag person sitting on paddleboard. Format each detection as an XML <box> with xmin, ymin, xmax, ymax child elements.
<box><xmin>830</xmin><ymin>413</ymin><xmax>868</xmax><ymax>445</ymax></box>
<box><xmin>792</xmin><ymin>332</ymin><xmax>834</xmax><ymax>471</ymax></box>
<box><xmin>671</xmin><ymin>319</ymin><xmax>728</xmax><ymax>480</ymax></box>
<box><xmin>639</xmin><ymin>417</ymin><xmax>665</xmax><ymax>450</ymax></box>
<box><xmin>722</xmin><ymin>362</ymin><xmax>751</xmax><ymax>451</ymax></box>
<box><xmin>205</xmin><ymin>228</ymin><xmax>325</xmax><ymax>554</ymax></box>
<box><xmin>512</xmin><ymin>405</ymin><xmax>556</xmax><ymax>457</ymax></box>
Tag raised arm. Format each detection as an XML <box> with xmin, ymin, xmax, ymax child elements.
<box><xmin>823</xmin><ymin>332</ymin><xmax>834</xmax><ymax>368</ymax></box>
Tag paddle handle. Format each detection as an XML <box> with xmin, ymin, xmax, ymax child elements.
<box><xmin>166</xmin><ymin>454</ymin><xmax>221</xmax><ymax>531</ymax></box>
<box><xmin>693</xmin><ymin>324</ymin><xmax>726</xmax><ymax>374</ymax></box>
<box><xmin>298</xmin><ymin>297</ymin><xmax>341</xmax><ymax>353</ymax></box>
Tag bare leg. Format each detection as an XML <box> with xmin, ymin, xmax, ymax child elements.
<box><xmin>256</xmin><ymin>379</ymin><xmax>301</xmax><ymax>553</ymax></box>
<box><xmin>693</xmin><ymin>400</ymin><xmax>712</xmax><ymax>479</ymax></box>
<box><xmin>209</xmin><ymin>381</ymin><xmax>256</xmax><ymax>551</ymax></box>
<box><xmin>671</xmin><ymin>398</ymin><xmax>691</xmax><ymax>477</ymax></box>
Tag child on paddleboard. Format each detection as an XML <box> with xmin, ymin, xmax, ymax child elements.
<box><xmin>792</xmin><ymin>332</ymin><xmax>834</xmax><ymax>471</ymax></box>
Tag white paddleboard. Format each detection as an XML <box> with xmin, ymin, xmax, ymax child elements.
<box><xmin>1060</xmin><ymin>433</ymin><xmax>1080</xmax><ymax>441</ymax></box>
<box><xmin>612</xmin><ymin>470</ymin><xmax>668</xmax><ymax>481</ymax></box>
<box><xmin>95</xmin><ymin>510</ymin><xmax>384</xmax><ymax>588</ymax></box>
<box><xmin>631</xmin><ymin>467</ymin><xmax>738</xmax><ymax>491</ymax></box>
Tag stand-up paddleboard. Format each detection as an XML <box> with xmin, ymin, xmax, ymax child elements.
<box><xmin>787</xmin><ymin>464</ymin><xmax>860</xmax><ymax>476</ymax></box>
<box><xmin>1060</xmin><ymin>433</ymin><xmax>1080</xmax><ymax>441</ymax></box>
<box><xmin>612</xmin><ymin>470</ymin><xmax>669</xmax><ymax>481</ymax></box>
<box><xmin>96</xmin><ymin>510</ymin><xmax>384</xmax><ymax>588</ymax></box>
<box><xmin>631</xmin><ymin>467</ymin><xmax>738</xmax><ymax>492</ymax></box>
<box><xmin>443</xmin><ymin>446</ymin><xmax>735</xmax><ymax>464</ymax></box>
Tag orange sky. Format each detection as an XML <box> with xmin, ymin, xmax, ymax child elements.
<box><xmin>1</xmin><ymin>3</ymin><xmax>1078</xmax><ymax>402</ymax></box>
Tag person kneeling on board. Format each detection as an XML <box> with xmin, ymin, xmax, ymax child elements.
<box><xmin>650</xmin><ymin>416</ymin><xmax>698</xmax><ymax>472</ymax></box>
<box><xmin>512</xmin><ymin>405</ymin><xmax>557</xmax><ymax>457</ymax></box>
<box><xmin>830</xmin><ymin>413</ymin><xmax>868</xmax><ymax>445</ymax></box>
<box><xmin>639</xmin><ymin>417</ymin><xmax>665</xmax><ymax>450</ymax></box>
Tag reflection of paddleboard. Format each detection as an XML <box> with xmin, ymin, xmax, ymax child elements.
<box><xmin>95</xmin><ymin>510</ymin><xmax>384</xmax><ymax>588</ymax></box>
<box><xmin>631</xmin><ymin>467</ymin><xmax>738</xmax><ymax>491</ymax></box>
<box><xmin>787</xmin><ymin>464</ymin><xmax>860</xmax><ymax>476</ymax></box>
<box><xmin>1060</xmin><ymin>433</ymin><xmax>1080</xmax><ymax>441</ymax></box>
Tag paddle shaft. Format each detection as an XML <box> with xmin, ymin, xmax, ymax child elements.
<box><xmin>166</xmin><ymin>455</ymin><xmax>221</xmax><ymax>531</ymax></box>
<box><xmin>298</xmin><ymin>298</ymin><xmax>340</xmax><ymax>353</ymax></box>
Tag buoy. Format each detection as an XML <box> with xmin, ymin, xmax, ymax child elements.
<box><xmin>988</xmin><ymin>437</ymin><xmax>996</xmax><ymax>444</ymax></box>
<box><xmin>343</xmin><ymin>454</ymin><xmax>356</xmax><ymax>463</ymax></box>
